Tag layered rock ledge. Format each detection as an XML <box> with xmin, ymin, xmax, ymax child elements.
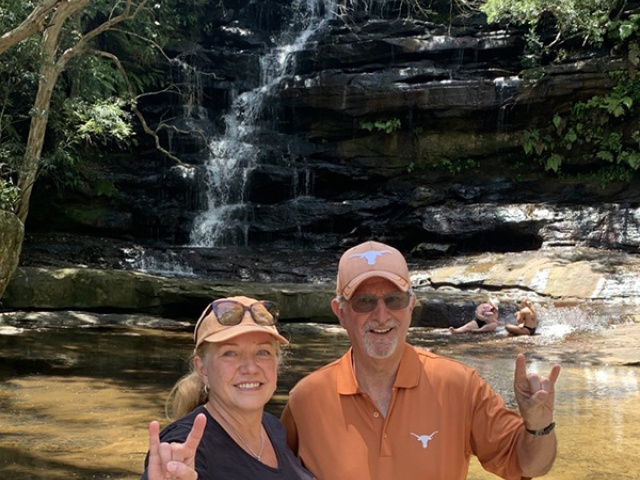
<box><xmin>5</xmin><ymin>242</ymin><xmax>640</xmax><ymax>328</ymax></box>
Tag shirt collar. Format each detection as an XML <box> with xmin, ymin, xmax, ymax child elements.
<box><xmin>336</xmin><ymin>344</ymin><xmax>421</xmax><ymax>395</ymax></box>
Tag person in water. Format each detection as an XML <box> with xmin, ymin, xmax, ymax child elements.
<box><xmin>281</xmin><ymin>240</ymin><xmax>560</xmax><ymax>480</ymax></box>
<box><xmin>449</xmin><ymin>297</ymin><xmax>500</xmax><ymax>333</ymax></box>
<box><xmin>506</xmin><ymin>298</ymin><xmax>538</xmax><ymax>336</ymax></box>
<box><xmin>141</xmin><ymin>295</ymin><xmax>314</xmax><ymax>480</ymax></box>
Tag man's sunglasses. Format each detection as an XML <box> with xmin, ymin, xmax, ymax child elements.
<box><xmin>349</xmin><ymin>292</ymin><xmax>411</xmax><ymax>313</ymax></box>
<box><xmin>195</xmin><ymin>299</ymin><xmax>279</xmax><ymax>339</ymax></box>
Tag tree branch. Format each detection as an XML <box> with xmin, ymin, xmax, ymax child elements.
<box><xmin>57</xmin><ymin>0</ymin><xmax>149</xmax><ymax>69</ymax></box>
<box><xmin>0</xmin><ymin>0</ymin><xmax>65</xmax><ymax>56</ymax></box>
<box><xmin>95</xmin><ymin>50</ymin><xmax>205</xmax><ymax>169</ymax></box>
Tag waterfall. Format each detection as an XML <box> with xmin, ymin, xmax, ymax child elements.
<box><xmin>493</xmin><ymin>76</ymin><xmax>520</xmax><ymax>132</ymax></box>
<box><xmin>189</xmin><ymin>0</ymin><xmax>336</xmax><ymax>248</ymax></box>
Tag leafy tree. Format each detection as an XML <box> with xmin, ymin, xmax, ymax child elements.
<box><xmin>481</xmin><ymin>0</ymin><xmax>640</xmax><ymax>182</ymax></box>
<box><xmin>0</xmin><ymin>0</ymin><xmax>212</xmax><ymax>299</ymax></box>
<box><xmin>1</xmin><ymin>1</ymin><xmax>152</xmax><ymax>218</ymax></box>
<box><xmin>523</xmin><ymin>72</ymin><xmax>640</xmax><ymax>181</ymax></box>
<box><xmin>481</xmin><ymin>0</ymin><xmax>617</xmax><ymax>47</ymax></box>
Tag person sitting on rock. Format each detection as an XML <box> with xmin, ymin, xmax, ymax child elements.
<box><xmin>506</xmin><ymin>298</ymin><xmax>538</xmax><ymax>336</ymax></box>
<box><xmin>449</xmin><ymin>297</ymin><xmax>500</xmax><ymax>334</ymax></box>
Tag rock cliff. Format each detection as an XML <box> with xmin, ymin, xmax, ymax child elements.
<box><xmin>12</xmin><ymin>1</ymin><xmax>640</xmax><ymax>325</ymax></box>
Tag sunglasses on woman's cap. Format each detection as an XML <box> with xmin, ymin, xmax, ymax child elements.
<box><xmin>194</xmin><ymin>298</ymin><xmax>287</xmax><ymax>348</ymax></box>
<box><xmin>209</xmin><ymin>299</ymin><xmax>279</xmax><ymax>325</ymax></box>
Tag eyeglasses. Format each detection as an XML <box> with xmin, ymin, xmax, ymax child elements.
<box><xmin>209</xmin><ymin>299</ymin><xmax>279</xmax><ymax>325</ymax></box>
<box><xmin>349</xmin><ymin>292</ymin><xmax>411</xmax><ymax>313</ymax></box>
<box><xmin>195</xmin><ymin>299</ymin><xmax>279</xmax><ymax>340</ymax></box>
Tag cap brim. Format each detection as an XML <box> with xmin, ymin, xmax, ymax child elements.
<box><xmin>200</xmin><ymin>323</ymin><xmax>289</xmax><ymax>346</ymax></box>
<box><xmin>342</xmin><ymin>271</ymin><xmax>410</xmax><ymax>300</ymax></box>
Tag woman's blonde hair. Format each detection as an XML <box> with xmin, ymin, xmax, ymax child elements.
<box><xmin>164</xmin><ymin>345</ymin><xmax>208</xmax><ymax>420</ymax></box>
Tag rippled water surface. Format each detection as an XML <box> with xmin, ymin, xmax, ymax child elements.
<box><xmin>0</xmin><ymin>316</ymin><xmax>638</xmax><ymax>479</ymax></box>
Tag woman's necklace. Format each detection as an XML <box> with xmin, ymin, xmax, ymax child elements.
<box><xmin>207</xmin><ymin>404</ymin><xmax>265</xmax><ymax>461</ymax></box>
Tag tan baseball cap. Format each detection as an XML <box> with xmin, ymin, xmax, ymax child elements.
<box><xmin>194</xmin><ymin>296</ymin><xmax>289</xmax><ymax>349</ymax></box>
<box><xmin>336</xmin><ymin>241</ymin><xmax>411</xmax><ymax>300</ymax></box>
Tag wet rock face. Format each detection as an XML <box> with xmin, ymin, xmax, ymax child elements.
<box><xmin>11</xmin><ymin>243</ymin><xmax>640</xmax><ymax>327</ymax></box>
<box><xmin>24</xmin><ymin>2</ymin><xmax>638</xmax><ymax>263</ymax></box>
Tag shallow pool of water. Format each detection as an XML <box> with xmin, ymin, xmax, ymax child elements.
<box><xmin>0</xmin><ymin>318</ymin><xmax>638</xmax><ymax>479</ymax></box>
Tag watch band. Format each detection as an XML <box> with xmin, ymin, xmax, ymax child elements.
<box><xmin>525</xmin><ymin>422</ymin><xmax>556</xmax><ymax>436</ymax></box>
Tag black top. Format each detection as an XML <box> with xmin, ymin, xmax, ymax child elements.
<box><xmin>141</xmin><ymin>405</ymin><xmax>314</xmax><ymax>480</ymax></box>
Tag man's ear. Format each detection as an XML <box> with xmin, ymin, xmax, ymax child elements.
<box><xmin>331</xmin><ymin>298</ymin><xmax>346</xmax><ymax>327</ymax></box>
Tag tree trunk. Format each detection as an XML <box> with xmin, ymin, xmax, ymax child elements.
<box><xmin>15</xmin><ymin>61</ymin><xmax>60</xmax><ymax>223</ymax></box>
<box><xmin>14</xmin><ymin>0</ymin><xmax>90</xmax><ymax>223</ymax></box>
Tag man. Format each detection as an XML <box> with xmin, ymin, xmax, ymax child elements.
<box><xmin>281</xmin><ymin>240</ymin><xmax>560</xmax><ymax>480</ymax></box>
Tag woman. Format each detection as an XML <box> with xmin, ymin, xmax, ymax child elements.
<box><xmin>142</xmin><ymin>295</ymin><xmax>314</xmax><ymax>480</ymax></box>
<box><xmin>506</xmin><ymin>298</ymin><xmax>537</xmax><ymax>336</ymax></box>
<box><xmin>449</xmin><ymin>297</ymin><xmax>500</xmax><ymax>334</ymax></box>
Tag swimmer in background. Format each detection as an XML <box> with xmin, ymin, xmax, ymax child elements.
<box><xmin>506</xmin><ymin>298</ymin><xmax>537</xmax><ymax>336</ymax></box>
<box><xmin>449</xmin><ymin>297</ymin><xmax>500</xmax><ymax>334</ymax></box>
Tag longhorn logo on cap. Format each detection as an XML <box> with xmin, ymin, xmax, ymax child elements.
<box><xmin>350</xmin><ymin>250</ymin><xmax>391</xmax><ymax>265</ymax></box>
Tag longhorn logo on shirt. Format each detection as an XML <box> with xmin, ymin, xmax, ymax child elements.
<box><xmin>411</xmin><ymin>431</ymin><xmax>438</xmax><ymax>449</ymax></box>
<box><xmin>349</xmin><ymin>250</ymin><xmax>391</xmax><ymax>265</ymax></box>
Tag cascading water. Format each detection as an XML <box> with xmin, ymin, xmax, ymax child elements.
<box><xmin>189</xmin><ymin>0</ymin><xmax>336</xmax><ymax>247</ymax></box>
<box><xmin>494</xmin><ymin>76</ymin><xmax>520</xmax><ymax>132</ymax></box>
<box><xmin>533</xmin><ymin>304</ymin><xmax>630</xmax><ymax>340</ymax></box>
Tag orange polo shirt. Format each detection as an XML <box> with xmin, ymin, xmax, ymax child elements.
<box><xmin>281</xmin><ymin>344</ymin><xmax>525</xmax><ymax>480</ymax></box>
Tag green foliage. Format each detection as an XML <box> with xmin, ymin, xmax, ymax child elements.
<box><xmin>0</xmin><ymin>164</ymin><xmax>19</xmax><ymax>212</ymax></box>
<box><xmin>92</xmin><ymin>178</ymin><xmax>119</xmax><ymax>198</ymax></box>
<box><xmin>619</xmin><ymin>21</ymin><xmax>638</xmax><ymax>41</ymax></box>
<box><xmin>481</xmin><ymin>0</ymin><xmax>613</xmax><ymax>45</ymax></box>
<box><xmin>521</xmin><ymin>26</ymin><xmax>545</xmax><ymax>68</ymax></box>
<box><xmin>38</xmin><ymin>148</ymin><xmax>86</xmax><ymax>192</ymax></box>
<box><xmin>35</xmin><ymin>97</ymin><xmax>135</xmax><ymax>192</ymax></box>
<box><xmin>0</xmin><ymin>7</ymin><xmax>42</xmax><ymax>134</ymax></box>
<box><xmin>481</xmin><ymin>0</ymin><xmax>632</xmax><ymax>69</ymax></box>
<box><xmin>407</xmin><ymin>161</ymin><xmax>415</xmax><ymax>173</ymax></box>
<box><xmin>359</xmin><ymin>118</ymin><xmax>402</xmax><ymax>134</ymax></box>
<box><xmin>522</xmin><ymin>72</ymin><xmax>640</xmax><ymax>182</ymax></box>
<box><xmin>432</xmin><ymin>158</ymin><xmax>480</xmax><ymax>174</ymax></box>
<box><xmin>67</xmin><ymin>98</ymin><xmax>133</xmax><ymax>145</ymax></box>
<box><xmin>608</xmin><ymin>13</ymin><xmax>640</xmax><ymax>52</ymax></box>
<box><xmin>0</xmin><ymin>72</ymin><xmax>26</xmax><ymax>214</ymax></box>
<box><xmin>564</xmin><ymin>165</ymin><xmax>634</xmax><ymax>188</ymax></box>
